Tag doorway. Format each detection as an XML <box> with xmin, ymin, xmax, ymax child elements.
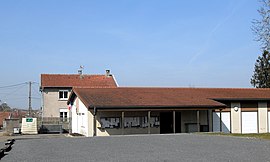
<box><xmin>175</xmin><ymin>112</ymin><xmax>181</xmax><ymax>133</ymax></box>
<box><xmin>160</xmin><ymin>112</ymin><xmax>181</xmax><ymax>134</ymax></box>
<box><xmin>160</xmin><ymin>112</ymin><xmax>173</xmax><ymax>134</ymax></box>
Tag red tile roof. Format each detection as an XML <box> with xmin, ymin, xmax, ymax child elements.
<box><xmin>0</xmin><ymin>112</ymin><xmax>10</xmax><ymax>126</ymax></box>
<box><xmin>69</xmin><ymin>87</ymin><xmax>270</xmax><ymax>109</ymax></box>
<box><xmin>41</xmin><ymin>74</ymin><xmax>118</xmax><ymax>89</ymax></box>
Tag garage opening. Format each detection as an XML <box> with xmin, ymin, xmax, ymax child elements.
<box><xmin>160</xmin><ymin>112</ymin><xmax>173</xmax><ymax>134</ymax></box>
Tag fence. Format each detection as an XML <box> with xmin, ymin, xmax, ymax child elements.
<box><xmin>37</xmin><ymin>117</ymin><xmax>72</xmax><ymax>133</ymax></box>
<box><xmin>2</xmin><ymin>117</ymin><xmax>72</xmax><ymax>134</ymax></box>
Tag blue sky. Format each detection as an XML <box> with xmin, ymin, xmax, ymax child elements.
<box><xmin>0</xmin><ymin>0</ymin><xmax>262</xmax><ymax>109</ymax></box>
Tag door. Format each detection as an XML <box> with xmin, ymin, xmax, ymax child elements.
<box><xmin>160</xmin><ymin>112</ymin><xmax>173</xmax><ymax>134</ymax></box>
<box><xmin>213</xmin><ymin>112</ymin><xmax>231</xmax><ymax>133</ymax></box>
<box><xmin>242</xmin><ymin>112</ymin><xmax>258</xmax><ymax>133</ymax></box>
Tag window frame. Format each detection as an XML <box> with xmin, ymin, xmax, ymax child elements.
<box><xmin>59</xmin><ymin>90</ymin><xmax>69</xmax><ymax>100</ymax></box>
<box><xmin>59</xmin><ymin>108</ymin><xmax>69</xmax><ymax>122</ymax></box>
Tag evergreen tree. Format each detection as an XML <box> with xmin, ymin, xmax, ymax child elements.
<box><xmin>251</xmin><ymin>50</ymin><xmax>270</xmax><ymax>88</ymax></box>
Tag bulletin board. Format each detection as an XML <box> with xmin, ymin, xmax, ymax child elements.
<box><xmin>100</xmin><ymin>117</ymin><xmax>120</xmax><ymax>129</ymax></box>
<box><xmin>124</xmin><ymin>117</ymin><xmax>140</xmax><ymax>128</ymax></box>
<box><xmin>100</xmin><ymin>116</ymin><xmax>160</xmax><ymax>129</ymax></box>
<box><xmin>125</xmin><ymin>116</ymin><xmax>160</xmax><ymax>128</ymax></box>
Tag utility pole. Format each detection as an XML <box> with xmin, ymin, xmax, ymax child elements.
<box><xmin>28</xmin><ymin>81</ymin><xmax>32</xmax><ymax>117</ymax></box>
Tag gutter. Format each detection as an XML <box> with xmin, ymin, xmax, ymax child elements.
<box><xmin>89</xmin><ymin>105</ymin><xmax>226</xmax><ymax>110</ymax></box>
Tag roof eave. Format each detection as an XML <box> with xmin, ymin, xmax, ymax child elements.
<box><xmin>212</xmin><ymin>98</ymin><xmax>270</xmax><ymax>101</ymax></box>
<box><xmin>91</xmin><ymin>105</ymin><xmax>226</xmax><ymax>110</ymax></box>
<box><xmin>67</xmin><ymin>90</ymin><xmax>77</xmax><ymax>105</ymax></box>
<box><xmin>41</xmin><ymin>86</ymin><xmax>73</xmax><ymax>89</ymax></box>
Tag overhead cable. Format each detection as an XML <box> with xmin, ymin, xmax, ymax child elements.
<box><xmin>0</xmin><ymin>82</ymin><xmax>28</xmax><ymax>89</ymax></box>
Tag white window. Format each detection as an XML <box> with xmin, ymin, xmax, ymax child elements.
<box><xmin>60</xmin><ymin>108</ymin><xmax>69</xmax><ymax>122</ymax></box>
<box><xmin>59</xmin><ymin>90</ymin><xmax>68</xmax><ymax>100</ymax></box>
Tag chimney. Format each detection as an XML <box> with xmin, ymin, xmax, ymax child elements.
<box><xmin>78</xmin><ymin>65</ymin><xmax>84</xmax><ymax>78</ymax></box>
<box><xmin>78</xmin><ymin>69</ymin><xmax>82</xmax><ymax>75</ymax></box>
<box><xmin>106</xmin><ymin>69</ymin><xmax>111</xmax><ymax>77</ymax></box>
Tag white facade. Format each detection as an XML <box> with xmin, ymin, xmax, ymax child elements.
<box><xmin>258</xmin><ymin>102</ymin><xmax>268</xmax><ymax>133</ymax></box>
<box><xmin>212</xmin><ymin>101</ymin><xmax>269</xmax><ymax>134</ymax></box>
<box><xmin>71</xmin><ymin>97</ymin><xmax>90</xmax><ymax>136</ymax></box>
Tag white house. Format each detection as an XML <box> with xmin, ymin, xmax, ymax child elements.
<box><xmin>40</xmin><ymin>70</ymin><xmax>118</xmax><ymax>119</ymax></box>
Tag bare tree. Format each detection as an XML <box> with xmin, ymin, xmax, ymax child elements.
<box><xmin>251</xmin><ymin>1</ymin><xmax>270</xmax><ymax>87</ymax></box>
<box><xmin>252</xmin><ymin>0</ymin><xmax>270</xmax><ymax>51</ymax></box>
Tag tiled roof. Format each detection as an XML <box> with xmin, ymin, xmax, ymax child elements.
<box><xmin>41</xmin><ymin>74</ymin><xmax>118</xmax><ymax>89</ymax></box>
<box><xmin>0</xmin><ymin>111</ymin><xmax>27</xmax><ymax>127</ymax></box>
<box><xmin>69</xmin><ymin>87</ymin><xmax>270</xmax><ymax>109</ymax></box>
<box><xmin>0</xmin><ymin>112</ymin><xmax>10</xmax><ymax>126</ymax></box>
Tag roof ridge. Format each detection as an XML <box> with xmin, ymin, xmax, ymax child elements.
<box><xmin>73</xmin><ymin>86</ymin><xmax>117</xmax><ymax>88</ymax></box>
<box><xmin>72</xmin><ymin>87</ymin><xmax>270</xmax><ymax>91</ymax></box>
<box><xmin>41</xmin><ymin>74</ymin><xmax>105</xmax><ymax>76</ymax></box>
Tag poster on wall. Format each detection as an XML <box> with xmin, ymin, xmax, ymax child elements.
<box><xmin>100</xmin><ymin>116</ymin><xmax>160</xmax><ymax>129</ymax></box>
<box><xmin>125</xmin><ymin>116</ymin><xmax>160</xmax><ymax>128</ymax></box>
<box><xmin>100</xmin><ymin>117</ymin><xmax>120</xmax><ymax>128</ymax></box>
<box><xmin>124</xmin><ymin>117</ymin><xmax>140</xmax><ymax>128</ymax></box>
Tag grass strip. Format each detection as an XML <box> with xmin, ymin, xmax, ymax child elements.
<box><xmin>202</xmin><ymin>132</ymin><xmax>270</xmax><ymax>140</ymax></box>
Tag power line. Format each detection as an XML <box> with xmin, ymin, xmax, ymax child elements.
<box><xmin>32</xmin><ymin>97</ymin><xmax>41</xmax><ymax>100</ymax></box>
<box><xmin>0</xmin><ymin>84</ymin><xmax>27</xmax><ymax>98</ymax></box>
<box><xmin>32</xmin><ymin>84</ymin><xmax>41</xmax><ymax>96</ymax></box>
<box><xmin>0</xmin><ymin>82</ymin><xmax>28</xmax><ymax>89</ymax></box>
<box><xmin>0</xmin><ymin>81</ymin><xmax>40</xmax><ymax>109</ymax></box>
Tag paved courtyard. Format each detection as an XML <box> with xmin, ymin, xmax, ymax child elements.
<box><xmin>1</xmin><ymin>134</ymin><xmax>270</xmax><ymax>162</ymax></box>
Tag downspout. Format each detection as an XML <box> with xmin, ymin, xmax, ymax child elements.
<box><xmin>219</xmin><ymin>108</ymin><xmax>222</xmax><ymax>133</ymax></box>
<box><xmin>93</xmin><ymin>106</ymin><xmax>97</xmax><ymax>136</ymax></box>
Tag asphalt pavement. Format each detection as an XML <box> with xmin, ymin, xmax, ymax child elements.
<box><xmin>2</xmin><ymin>133</ymin><xmax>270</xmax><ymax>162</ymax></box>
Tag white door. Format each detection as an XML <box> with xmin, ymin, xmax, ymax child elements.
<box><xmin>213</xmin><ymin>112</ymin><xmax>230</xmax><ymax>133</ymax></box>
<box><xmin>242</xmin><ymin>112</ymin><xmax>257</xmax><ymax>133</ymax></box>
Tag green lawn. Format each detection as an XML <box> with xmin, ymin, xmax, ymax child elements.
<box><xmin>202</xmin><ymin>132</ymin><xmax>270</xmax><ymax>140</ymax></box>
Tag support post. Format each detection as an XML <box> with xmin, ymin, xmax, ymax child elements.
<box><xmin>28</xmin><ymin>81</ymin><xmax>32</xmax><ymax>117</ymax></box>
<box><xmin>208</xmin><ymin>110</ymin><xmax>213</xmax><ymax>132</ymax></box>
<box><xmin>122</xmin><ymin>111</ymin><xmax>125</xmax><ymax>135</ymax></box>
<box><xmin>219</xmin><ymin>109</ymin><xmax>222</xmax><ymax>133</ymax></box>
<box><xmin>69</xmin><ymin>104</ymin><xmax>72</xmax><ymax>135</ymax></box>
<box><xmin>93</xmin><ymin>107</ymin><xmax>97</xmax><ymax>136</ymax></box>
<box><xmin>197</xmin><ymin>110</ymin><xmax>200</xmax><ymax>132</ymax></box>
<box><xmin>148</xmin><ymin>111</ymin><xmax>151</xmax><ymax>134</ymax></box>
<box><xmin>173</xmin><ymin>111</ymin><xmax>176</xmax><ymax>133</ymax></box>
